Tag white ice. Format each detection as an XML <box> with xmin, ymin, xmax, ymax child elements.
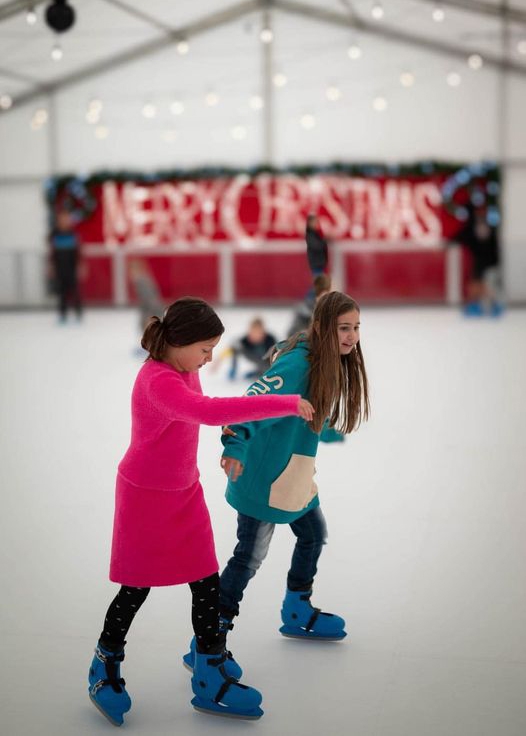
<box><xmin>1</xmin><ymin>306</ymin><xmax>526</xmax><ymax>736</ymax></box>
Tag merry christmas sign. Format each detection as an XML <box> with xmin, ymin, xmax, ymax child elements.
<box><xmin>49</xmin><ymin>164</ymin><xmax>500</xmax><ymax>248</ymax></box>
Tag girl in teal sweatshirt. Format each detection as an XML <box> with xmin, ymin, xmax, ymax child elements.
<box><xmin>212</xmin><ymin>292</ymin><xmax>370</xmax><ymax>676</ymax></box>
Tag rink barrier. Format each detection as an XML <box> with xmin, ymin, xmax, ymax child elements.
<box><xmin>0</xmin><ymin>242</ymin><xmax>467</xmax><ymax>307</ymax></box>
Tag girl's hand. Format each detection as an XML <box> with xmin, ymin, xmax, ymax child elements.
<box><xmin>220</xmin><ymin>456</ymin><xmax>244</xmax><ymax>482</ymax></box>
<box><xmin>297</xmin><ymin>398</ymin><xmax>315</xmax><ymax>421</ymax></box>
<box><xmin>222</xmin><ymin>426</ymin><xmax>237</xmax><ymax>437</ymax></box>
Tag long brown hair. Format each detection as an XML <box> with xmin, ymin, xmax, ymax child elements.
<box><xmin>141</xmin><ymin>297</ymin><xmax>224</xmax><ymax>361</ymax></box>
<box><xmin>279</xmin><ymin>291</ymin><xmax>369</xmax><ymax>434</ymax></box>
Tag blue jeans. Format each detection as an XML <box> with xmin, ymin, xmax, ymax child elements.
<box><xmin>219</xmin><ymin>507</ymin><xmax>328</xmax><ymax>617</ymax></box>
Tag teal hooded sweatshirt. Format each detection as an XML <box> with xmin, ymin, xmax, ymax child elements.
<box><xmin>221</xmin><ymin>340</ymin><xmax>321</xmax><ymax>524</ymax></box>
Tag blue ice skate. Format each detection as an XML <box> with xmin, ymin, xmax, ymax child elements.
<box><xmin>488</xmin><ymin>301</ymin><xmax>504</xmax><ymax>317</ymax></box>
<box><xmin>183</xmin><ymin>617</ymin><xmax>242</xmax><ymax>678</ymax></box>
<box><xmin>279</xmin><ymin>589</ymin><xmax>347</xmax><ymax>641</ymax></box>
<box><xmin>191</xmin><ymin>650</ymin><xmax>263</xmax><ymax>719</ymax></box>
<box><xmin>88</xmin><ymin>643</ymin><xmax>131</xmax><ymax>727</ymax></box>
<box><xmin>463</xmin><ymin>302</ymin><xmax>483</xmax><ymax>317</ymax></box>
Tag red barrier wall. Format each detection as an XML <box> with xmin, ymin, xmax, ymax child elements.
<box><xmin>126</xmin><ymin>253</ymin><xmax>219</xmax><ymax>303</ymax></box>
<box><xmin>82</xmin><ymin>256</ymin><xmax>113</xmax><ymax>302</ymax></box>
<box><xmin>234</xmin><ymin>253</ymin><xmax>315</xmax><ymax>301</ymax></box>
<box><xmin>79</xmin><ymin>247</ymin><xmax>458</xmax><ymax>305</ymax></box>
<box><xmin>344</xmin><ymin>251</ymin><xmax>446</xmax><ymax>302</ymax></box>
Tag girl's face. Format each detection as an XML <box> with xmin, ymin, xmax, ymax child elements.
<box><xmin>165</xmin><ymin>335</ymin><xmax>221</xmax><ymax>372</ymax></box>
<box><xmin>337</xmin><ymin>309</ymin><xmax>360</xmax><ymax>355</ymax></box>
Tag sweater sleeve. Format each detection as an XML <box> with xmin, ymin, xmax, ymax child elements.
<box><xmin>221</xmin><ymin>349</ymin><xmax>309</xmax><ymax>465</ymax></box>
<box><xmin>147</xmin><ymin>371</ymin><xmax>300</xmax><ymax>426</ymax></box>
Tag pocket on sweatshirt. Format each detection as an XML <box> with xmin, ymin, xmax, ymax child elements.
<box><xmin>268</xmin><ymin>454</ymin><xmax>318</xmax><ymax>512</ymax></box>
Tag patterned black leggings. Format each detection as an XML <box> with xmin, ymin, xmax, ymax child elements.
<box><xmin>99</xmin><ymin>573</ymin><xmax>222</xmax><ymax>654</ymax></box>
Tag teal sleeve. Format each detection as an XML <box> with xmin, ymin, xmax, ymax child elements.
<box><xmin>221</xmin><ymin>351</ymin><xmax>309</xmax><ymax>464</ymax></box>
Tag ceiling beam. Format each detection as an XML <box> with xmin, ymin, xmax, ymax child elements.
<box><xmin>0</xmin><ymin>0</ymin><xmax>47</xmax><ymax>23</ymax></box>
<box><xmin>415</xmin><ymin>0</ymin><xmax>526</xmax><ymax>26</ymax></box>
<box><xmin>0</xmin><ymin>64</ymin><xmax>45</xmax><ymax>86</ymax></box>
<box><xmin>6</xmin><ymin>0</ymin><xmax>262</xmax><ymax>109</ymax></box>
<box><xmin>337</xmin><ymin>0</ymin><xmax>359</xmax><ymax>21</ymax></box>
<box><xmin>274</xmin><ymin>0</ymin><xmax>526</xmax><ymax>76</ymax></box>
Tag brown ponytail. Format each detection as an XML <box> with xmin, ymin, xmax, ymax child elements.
<box><xmin>141</xmin><ymin>316</ymin><xmax>166</xmax><ymax>360</ymax></box>
<box><xmin>141</xmin><ymin>297</ymin><xmax>225</xmax><ymax>361</ymax></box>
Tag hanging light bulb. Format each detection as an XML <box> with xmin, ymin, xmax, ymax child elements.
<box><xmin>432</xmin><ymin>3</ymin><xmax>445</xmax><ymax>22</ymax></box>
<box><xmin>249</xmin><ymin>95</ymin><xmax>264</xmax><ymax>110</ymax></box>
<box><xmin>51</xmin><ymin>42</ymin><xmax>63</xmax><ymax>61</ymax></box>
<box><xmin>162</xmin><ymin>130</ymin><xmax>177</xmax><ymax>143</ymax></box>
<box><xmin>326</xmin><ymin>85</ymin><xmax>342</xmax><ymax>101</ymax></box>
<box><xmin>86</xmin><ymin>109</ymin><xmax>100</xmax><ymax>124</ymax></box>
<box><xmin>141</xmin><ymin>102</ymin><xmax>157</xmax><ymax>119</ymax></box>
<box><xmin>371</xmin><ymin>3</ymin><xmax>384</xmax><ymax>20</ymax></box>
<box><xmin>86</xmin><ymin>98</ymin><xmax>102</xmax><ymax>123</ymax></box>
<box><xmin>468</xmin><ymin>54</ymin><xmax>483</xmax><ymax>70</ymax></box>
<box><xmin>205</xmin><ymin>91</ymin><xmax>219</xmax><ymax>107</ymax></box>
<box><xmin>372</xmin><ymin>96</ymin><xmax>387</xmax><ymax>112</ymax></box>
<box><xmin>300</xmin><ymin>114</ymin><xmax>316</xmax><ymax>130</ymax></box>
<box><xmin>400</xmin><ymin>72</ymin><xmax>415</xmax><ymax>87</ymax></box>
<box><xmin>260</xmin><ymin>28</ymin><xmax>273</xmax><ymax>43</ymax></box>
<box><xmin>347</xmin><ymin>44</ymin><xmax>362</xmax><ymax>60</ymax></box>
<box><xmin>170</xmin><ymin>99</ymin><xmax>185</xmax><ymax>115</ymax></box>
<box><xmin>447</xmin><ymin>71</ymin><xmax>461</xmax><ymax>87</ymax></box>
<box><xmin>26</xmin><ymin>6</ymin><xmax>37</xmax><ymax>25</ymax></box>
<box><xmin>273</xmin><ymin>72</ymin><xmax>287</xmax><ymax>87</ymax></box>
<box><xmin>30</xmin><ymin>107</ymin><xmax>48</xmax><ymax>130</ymax></box>
<box><xmin>517</xmin><ymin>39</ymin><xmax>526</xmax><ymax>55</ymax></box>
<box><xmin>231</xmin><ymin>125</ymin><xmax>247</xmax><ymax>140</ymax></box>
<box><xmin>34</xmin><ymin>108</ymin><xmax>48</xmax><ymax>125</ymax></box>
<box><xmin>0</xmin><ymin>94</ymin><xmax>13</xmax><ymax>110</ymax></box>
<box><xmin>176</xmin><ymin>39</ymin><xmax>189</xmax><ymax>55</ymax></box>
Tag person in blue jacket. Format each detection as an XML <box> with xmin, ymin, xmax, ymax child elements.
<box><xmin>186</xmin><ymin>292</ymin><xmax>369</xmax><ymax>679</ymax></box>
<box><xmin>48</xmin><ymin>208</ymin><xmax>83</xmax><ymax>322</ymax></box>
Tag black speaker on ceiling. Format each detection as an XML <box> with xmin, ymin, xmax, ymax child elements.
<box><xmin>45</xmin><ymin>1</ymin><xmax>76</xmax><ymax>33</ymax></box>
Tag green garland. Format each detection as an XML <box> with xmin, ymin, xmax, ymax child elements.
<box><xmin>441</xmin><ymin>162</ymin><xmax>500</xmax><ymax>225</ymax></box>
<box><xmin>45</xmin><ymin>160</ymin><xmax>500</xmax><ymax>224</ymax></box>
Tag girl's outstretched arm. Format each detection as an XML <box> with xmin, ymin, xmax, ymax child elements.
<box><xmin>146</xmin><ymin>370</ymin><xmax>303</xmax><ymax>427</ymax></box>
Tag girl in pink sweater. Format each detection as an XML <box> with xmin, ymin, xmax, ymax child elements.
<box><xmin>88</xmin><ymin>298</ymin><xmax>313</xmax><ymax>725</ymax></box>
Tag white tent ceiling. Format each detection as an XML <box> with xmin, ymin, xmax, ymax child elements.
<box><xmin>1</xmin><ymin>0</ymin><xmax>525</xmax><ymax>103</ymax></box>
<box><xmin>0</xmin><ymin>0</ymin><xmax>525</xmax><ymax>169</ymax></box>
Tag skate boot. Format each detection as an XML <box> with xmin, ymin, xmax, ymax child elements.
<box><xmin>488</xmin><ymin>301</ymin><xmax>504</xmax><ymax>317</ymax></box>
<box><xmin>191</xmin><ymin>649</ymin><xmax>262</xmax><ymax>719</ymax></box>
<box><xmin>88</xmin><ymin>643</ymin><xmax>131</xmax><ymax>726</ymax></box>
<box><xmin>279</xmin><ymin>589</ymin><xmax>347</xmax><ymax>641</ymax></box>
<box><xmin>463</xmin><ymin>301</ymin><xmax>483</xmax><ymax>317</ymax></box>
<box><xmin>183</xmin><ymin>617</ymin><xmax>242</xmax><ymax>678</ymax></box>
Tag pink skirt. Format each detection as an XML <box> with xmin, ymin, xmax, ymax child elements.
<box><xmin>109</xmin><ymin>473</ymin><xmax>219</xmax><ymax>587</ymax></box>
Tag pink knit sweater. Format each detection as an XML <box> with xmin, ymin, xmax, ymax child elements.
<box><xmin>118</xmin><ymin>359</ymin><xmax>300</xmax><ymax>491</ymax></box>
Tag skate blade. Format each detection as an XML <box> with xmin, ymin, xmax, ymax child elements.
<box><xmin>89</xmin><ymin>693</ymin><xmax>124</xmax><ymax>727</ymax></box>
<box><xmin>280</xmin><ymin>626</ymin><xmax>347</xmax><ymax>641</ymax></box>
<box><xmin>192</xmin><ymin>698</ymin><xmax>263</xmax><ymax>720</ymax></box>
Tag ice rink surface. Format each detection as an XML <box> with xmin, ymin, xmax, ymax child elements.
<box><xmin>1</xmin><ymin>305</ymin><xmax>526</xmax><ymax>736</ymax></box>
